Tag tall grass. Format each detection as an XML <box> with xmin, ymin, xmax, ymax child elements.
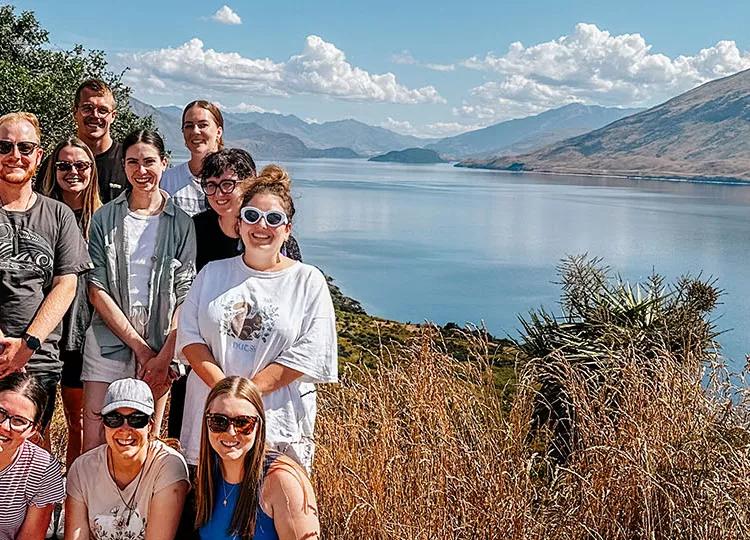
<box><xmin>313</xmin><ymin>257</ymin><xmax>750</xmax><ymax>539</ymax></box>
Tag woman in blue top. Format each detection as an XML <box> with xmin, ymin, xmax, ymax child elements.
<box><xmin>194</xmin><ymin>376</ymin><xmax>319</xmax><ymax>539</ymax></box>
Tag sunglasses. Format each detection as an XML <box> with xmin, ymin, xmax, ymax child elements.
<box><xmin>0</xmin><ymin>406</ymin><xmax>34</xmax><ymax>433</ymax></box>
<box><xmin>55</xmin><ymin>160</ymin><xmax>92</xmax><ymax>173</ymax></box>
<box><xmin>205</xmin><ymin>413</ymin><xmax>260</xmax><ymax>435</ymax></box>
<box><xmin>101</xmin><ymin>411</ymin><xmax>151</xmax><ymax>429</ymax></box>
<box><xmin>0</xmin><ymin>140</ymin><xmax>39</xmax><ymax>156</ymax></box>
<box><xmin>240</xmin><ymin>206</ymin><xmax>288</xmax><ymax>228</ymax></box>
<box><xmin>201</xmin><ymin>179</ymin><xmax>238</xmax><ymax>196</ymax></box>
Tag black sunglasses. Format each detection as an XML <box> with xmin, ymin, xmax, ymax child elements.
<box><xmin>55</xmin><ymin>160</ymin><xmax>92</xmax><ymax>173</ymax></box>
<box><xmin>205</xmin><ymin>413</ymin><xmax>260</xmax><ymax>435</ymax></box>
<box><xmin>201</xmin><ymin>179</ymin><xmax>238</xmax><ymax>196</ymax></box>
<box><xmin>101</xmin><ymin>411</ymin><xmax>151</xmax><ymax>429</ymax></box>
<box><xmin>0</xmin><ymin>406</ymin><xmax>34</xmax><ymax>433</ymax></box>
<box><xmin>0</xmin><ymin>140</ymin><xmax>39</xmax><ymax>156</ymax></box>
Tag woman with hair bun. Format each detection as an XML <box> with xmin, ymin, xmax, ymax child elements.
<box><xmin>177</xmin><ymin>165</ymin><xmax>337</xmax><ymax>473</ymax></box>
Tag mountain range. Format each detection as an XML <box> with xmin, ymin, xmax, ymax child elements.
<box><xmin>131</xmin><ymin>98</ymin><xmax>642</xmax><ymax>161</ymax></box>
<box><xmin>459</xmin><ymin>68</ymin><xmax>750</xmax><ymax>182</ymax></box>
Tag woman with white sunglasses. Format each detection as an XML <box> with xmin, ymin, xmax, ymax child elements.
<box><xmin>177</xmin><ymin>165</ymin><xmax>337</xmax><ymax>473</ymax></box>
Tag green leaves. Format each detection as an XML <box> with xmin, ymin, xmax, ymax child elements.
<box><xmin>0</xmin><ymin>6</ymin><xmax>154</xmax><ymax>152</ymax></box>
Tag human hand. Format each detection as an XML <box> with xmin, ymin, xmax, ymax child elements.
<box><xmin>134</xmin><ymin>343</ymin><xmax>157</xmax><ymax>377</ymax></box>
<box><xmin>140</xmin><ymin>349</ymin><xmax>172</xmax><ymax>399</ymax></box>
<box><xmin>0</xmin><ymin>337</ymin><xmax>32</xmax><ymax>377</ymax></box>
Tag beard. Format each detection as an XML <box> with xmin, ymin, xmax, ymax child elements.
<box><xmin>0</xmin><ymin>164</ymin><xmax>37</xmax><ymax>186</ymax></box>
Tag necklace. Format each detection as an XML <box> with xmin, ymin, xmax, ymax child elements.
<box><xmin>222</xmin><ymin>479</ymin><xmax>239</xmax><ymax>507</ymax></box>
<box><xmin>0</xmin><ymin>191</ymin><xmax>35</xmax><ymax>212</ymax></box>
<box><xmin>108</xmin><ymin>445</ymin><xmax>150</xmax><ymax>527</ymax></box>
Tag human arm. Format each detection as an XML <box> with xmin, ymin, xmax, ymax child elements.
<box><xmin>140</xmin><ymin>308</ymin><xmax>180</xmax><ymax>398</ymax></box>
<box><xmin>251</xmin><ymin>363</ymin><xmax>304</xmax><ymax>396</ymax></box>
<box><xmin>88</xmin><ymin>283</ymin><xmax>156</xmax><ymax>369</ymax></box>
<box><xmin>183</xmin><ymin>343</ymin><xmax>225</xmax><ymax>388</ymax></box>
<box><xmin>15</xmin><ymin>504</ymin><xmax>56</xmax><ymax>540</ymax></box>
<box><xmin>0</xmin><ymin>273</ymin><xmax>77</xmax><ymax>376</ymax></box>
<box><xmin>264</xmin><ymin>461</ymin><xmax>320</xmax><ymax>540</ymax></box>
<box><xmin>145</xmin><ymin>480</ymin><xmax>189</xmax><ymax>540</ymax></box>
<box><xmin>64</xmin><ymin>495</ymin><xmax>91</xmax><ymax>540</ymax></box>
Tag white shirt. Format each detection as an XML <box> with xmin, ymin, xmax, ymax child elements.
<box><xmin>177</xmin><ymin>257</ymin><xmax>338</xmax><ymax>465</ymax></box>
<box><xmin>161</xmin><ymin>162</ymin><xmax>206</xmax><ymax>217</ymax></box>
<box><xmin>123</xmin><ymin>211</ymin><xmax>159</xmax><ymax>309</ymax></box>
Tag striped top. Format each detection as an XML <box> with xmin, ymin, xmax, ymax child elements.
<box><xmin>0</xmin><ymin>441</ymin><xmax>65</xmax><ymax>540</ymax></box>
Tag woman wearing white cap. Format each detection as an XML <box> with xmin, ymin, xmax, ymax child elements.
<box><xmin>65</xmin><ymin>378</ymin><xmax>189</xmax><ymax>540</ymax></box>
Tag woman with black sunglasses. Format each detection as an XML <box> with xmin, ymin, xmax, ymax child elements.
<box><xmin>177</xmin><ymin>165</ymin><xmax>337</xmax><ymax>474</ymax></box>
<box><xmin>194</xmin><ymin>376</ymin><xmax>319</xmax><ymax>539</ymax></box>
<box><xmin>65</xmin><ymin>378</ymin><xmax>189</xmax><ymax>539</ymax></box>
<box><xmin>41</xmin><ymin>136</ymin><xmax>102</xmax><ymax>470</ymax></box>
<box><xmin>0</xmin><ymin>372</ymin><xmax>64</xmax><ymax>540</ymax></box>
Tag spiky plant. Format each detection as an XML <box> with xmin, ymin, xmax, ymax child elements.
<box><xmin>516</xmin><ymin>255</ymin><xmax>721</xmax><ymax>463</ymax></box>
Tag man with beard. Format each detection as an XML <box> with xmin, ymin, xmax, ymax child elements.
<box><xmin>37</xmin><ymin>79</ymin><xmax>127</xmax><ymax>202</ymax></box>
<box><xmin>0</xmin><ymin>112</ymin><xmax>92</xmax><ymax>431</ymax></box>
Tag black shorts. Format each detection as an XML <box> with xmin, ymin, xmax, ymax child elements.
<box><xmin>60</xmin><ymin>349</ymin><xmax>84</xmax><ymax>389</ymax></box>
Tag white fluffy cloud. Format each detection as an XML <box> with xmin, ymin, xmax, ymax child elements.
<box><xmin>211</xmin><ymin>5</ymin><xmax>242</xmax><ymax>25</ymax></box>
<box><xmin>391</xmin><ymin>49</ymin><xmax>455</xmax><ymax>72</ymax></box>
<box><xmin>380</xmin><ymin>117</ymin><xmax>480</xmax><ymax>138</ymax></box>
<box><xmin>214</xmin><ymin>101</ymin><xmax>280</xmax><ymax>114</ymax></box>
<box><xmin>457</xmin><ymin>23</ymin><xmax>750</xmax><ymax>122</ymax></box>
<box><xmin>121</xmin><ymin>36</ymin><xmax>444</xmax><ymax>105</ymax></box>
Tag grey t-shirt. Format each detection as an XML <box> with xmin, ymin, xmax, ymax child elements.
<box><xmin>0</xmin><ymin>194</ymin><xmax>92</xmax><ymax>374</ymax></box>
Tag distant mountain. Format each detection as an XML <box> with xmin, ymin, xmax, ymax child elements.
<box><xmin>369</xmin><ymin>148</ymin><xmax>447</xmax><ymax>164</ymax></box>
<box><xmin>427</xmin><ymin>104</ymin><xmax>643</xmax><ymax>159</ymax></box>
<box><xmin>459</xmin><ymin>69</ymin><xmax>750</xmax><ymax>182</ymax></box>
<box><xmin>130</xmin><ymin>99</ymin><xmax>362</xmax><ymax>160</ymax></box>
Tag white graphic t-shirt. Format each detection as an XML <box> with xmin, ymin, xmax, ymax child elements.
<box><xmin>177</xmin><ymin>257</ymin><xmax>338</xmax><ymax>465</ymax></box>
<box><xmin>66</xmin><ymin>441</ymin><xmax>189</xmax><ymax>540</ymax></box>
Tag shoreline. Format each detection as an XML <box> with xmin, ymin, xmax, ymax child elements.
<box><xmin>453</xmin><ymin>162</ymin><xmax>750</xmax><ymax>186</ymax></box>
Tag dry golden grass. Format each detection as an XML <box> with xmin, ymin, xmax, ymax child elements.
<box><xmin>312</xmin><ymin>327</ymin><xmax>750</xmax><ymax>540</ymax></box>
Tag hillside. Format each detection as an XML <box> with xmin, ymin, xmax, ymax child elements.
<box><xmin>130</xmin><ymin>99</ymin><xmax>361</xmax><ymax>160</ymax></box>
<box><xmin>428</xmin><ymin>104</ymin><xmax>642</xmax><ymax>159</ymax></box>
<box><xmin>368</xmin><ymin>148</ymin><xmax>447</xmax><ymax>164</ymax></box>
<box><xmin>458</xmin><ymin>69</ymin><xmax>750</xmax><ymax>181</ymax></box>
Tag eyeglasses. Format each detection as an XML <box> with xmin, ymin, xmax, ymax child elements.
<box><xmin>101</xmin><ymin>411</ymin><xmax>151</xmax><ymax>429</ymax></box>
<box><xmin>205</xmin><ymin>413</ymin><xmax>260</xmax><ymax>435</ymax></box>
<box><xmin>0</xmin><ymin>140</ymin><xmax>39</xmax><ymax>156</ymax></box>
<box><xmin>0</xmin><ymin>406</ymin><xmax>34</xmax><ymax>433</ymax></box>
<box><xmin>78</xmin><ymin>103</ymin><xmax>113</xmax><ymax>117</ymax></box>
<box><xmin>201</xmin><ymin>179</ymin><xmax>238</xmax><ymax>196</ymax></box>
<box><xmin>240</xmin><ymin>206</ymin><xmax>288</xmax><ymax>228</ymax></box>
<box><xmin>55</xmin><ymin>160</ymin><xmax>92</xmax><ymax>173</ymax></box>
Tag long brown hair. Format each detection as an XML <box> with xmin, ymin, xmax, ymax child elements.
<box><xmin>41</xmin><ymin>137</ymin><xmax>102</xmax><ymax>239</ymax></box>
<box><xmin>195</xmin><ymin>377</ymin><xmax>266</xmax><ymax>538</ymax></box>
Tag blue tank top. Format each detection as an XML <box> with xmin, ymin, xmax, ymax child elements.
<box><xmin>199</xmin><ymin>456</ymin><xmax>279</xmax><ymax>540</ymax></box>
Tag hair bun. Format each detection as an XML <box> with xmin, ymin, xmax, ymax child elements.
<box><xmin>256</xmin><ymin>164</ymin><xmax>291</xmax><ymax>189</ymax></box>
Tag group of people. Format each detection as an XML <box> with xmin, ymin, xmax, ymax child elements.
<box><xmin>0</xmin><ymin>78</ymin><xmax>337</xmax><ymax>539</ymax></box>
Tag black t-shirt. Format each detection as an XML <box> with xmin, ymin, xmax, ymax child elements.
<box><xmin>0</xmin><ymin>195</ymin><xmax>92</xmax><ymax>374</ymax></box>
<box><xmin>193</xmin><ymin>208</ymin><xmax>303</xmax><ymax>272</ymax></box>
<box><xmin>36</xmin><ymin>141</ymin><xmax>127</xmax><ymax>203</ymax></box>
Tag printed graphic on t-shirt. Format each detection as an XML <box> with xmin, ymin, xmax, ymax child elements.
<box><xmin>0</xmin><ymin>222</ymin><xmax>54</xmax><ymax>283</ymax></box>
<box><xmin>93</xmin><ymin>506</ymin><xmax>146</xmax><ymax>540</ymax></box>
<box><xmin>219</xmin><ymin>293</ymin><xmax>278</xmax><ymax>343</ymax></box>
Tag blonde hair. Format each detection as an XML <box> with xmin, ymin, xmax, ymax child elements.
<box><xmin>0</xmin><ymin>111</ymin><xmax>42</xmax><ymax>142</ymax></box>
<box><xmin>41</xmin><ymin>137</ymin><xmax>102</xmax><ymax>239</ymax></box>
<box><xmin>195</xmin><ymin>377</ymin><xmax>266</xmax><ymax>538</ymax></box>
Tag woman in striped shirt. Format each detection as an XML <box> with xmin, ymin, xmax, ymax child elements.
<box><xmin>0</xmin><ymin>372</ymin><xmax>65</xmax><ymax>540</ymax></box>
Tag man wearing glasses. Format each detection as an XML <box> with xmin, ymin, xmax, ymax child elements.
<box><xmin>0</xmin><ymin>111</ymin><xmax>92</xmax><ymax>431</ymax></box>
<box><xmin>37</xmin><ymin>78</ymin><xmax>127</xmax><ymax>202</ymax></box>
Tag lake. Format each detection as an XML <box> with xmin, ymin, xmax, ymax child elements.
<box><xmin>272</xmin><ymin>158</ymin><xmax>750</xmax><ymax>370</ymax></box>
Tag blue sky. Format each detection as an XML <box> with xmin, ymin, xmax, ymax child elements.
<box><xmin>13</xmin><ymin>0</ymin><xmax>750</xmax><ymax>137</ymax></box>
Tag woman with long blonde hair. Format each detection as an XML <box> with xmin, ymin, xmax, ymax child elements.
<box><xmin>194</xmin><ymin>376</ymin><xmax>319</xmax><ymax>539</ymax></box>
<box><xmin>41</xmin><ymin>136</ymin><xmax>102</xmax><ymax>468</ymax></box>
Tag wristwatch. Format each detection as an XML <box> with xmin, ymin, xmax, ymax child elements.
<box><xmin>22</xmin><ymin>333</ymin><xmax>42</xmax><ymax>352</ymax></box>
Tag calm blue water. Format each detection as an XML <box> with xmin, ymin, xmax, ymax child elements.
<box><xmin>272</xmin><ymin>158</ymin><xmax>750</xmax><ymax>370</ymax></box>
